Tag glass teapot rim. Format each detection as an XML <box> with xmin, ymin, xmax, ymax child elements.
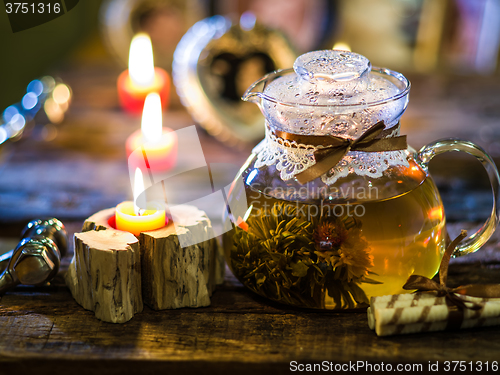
<box><xmin>242</xmin><ymin>66</ymin><xmax>411</xmax><ymax>110</ymax></box>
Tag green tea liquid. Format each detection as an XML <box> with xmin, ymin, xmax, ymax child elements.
<box><xmin>223</xmin><ymin>177</ymin><xmax>446</xmax><ymax>309</ymax></box>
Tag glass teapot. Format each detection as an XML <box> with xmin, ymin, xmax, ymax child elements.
<box><xmin>222</xmin><ymin>50</ymin><xmax>500</xmax><ymax>310</ymax></box>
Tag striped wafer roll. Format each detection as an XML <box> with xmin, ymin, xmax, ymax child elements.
<box><xmin>367</xmin><ymin>307</ymin><xmax>375</xmax><ymax>330</ymax></box>
<box><xmin>376</xmin><ymin>320</ymin><xmax>449</xmax><ymax>336</ymax></box>
<box><xmin>370</xmin><ymin>293</ymin><xmax>436</xmax><ymax>306</ymax></box>
<box><xmin>371</xmin><ymin>292</ymin><xmax>443</xmax><ymax>310</ymax></box>
<box><xmin>370</xmin><ymin>292</ymin><xmax>500</xmax><ymax>310</ymax></box>
<box><xmin>375</xmin><ymin>299</ymin><xmax>500</xmax><ymax>327</ymax></box>
<box><xmin>375</xmin><ymin>316</ymin><xmax>500</xmax><ymax>337</ymax></box>
<box><xmin>368</xmin><ymin>292</ymin><xmax>500</xmax><ymax>336</ymax></box>
<box><xmin>369</xmin><ymin>231</ymin><xmax>500</xmax><ymax>336</ymax></box>
<box><xmin>368</xmin><ymin>293</ymin><xmax>440</xmax><ymax>330</ymax></box>
<box><xmin>368</xmin><ymin>293</ymin><xmax>445</xmax><ymax>330</ymax></box>
<box><xmin>368</xmin><ymin>293</ymin><xmax>452</xmax><ymax>329</ymax></box>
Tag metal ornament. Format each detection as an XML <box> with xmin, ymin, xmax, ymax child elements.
<box><xmin>0</xmin><ymin>218</ymin><xmax>67</xmax><ymax>295</ymax></box>
<box><xmin>173</xmin><ymin>14</ymin><xmax>297</xmax><ymax>147</ymax></box>
<box><xmin>20</xmin><ymin>218</ymin><xmax>68</xmax><ymax>257</ymax></box>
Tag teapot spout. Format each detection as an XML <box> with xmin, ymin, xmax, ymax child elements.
<box><xmin>242</xmin><ymin>69</ymin><xmax>294</xmax><ymax>113</ymax></box>
<box><xmin>241</xmin><ymin>78</ymin><xmax>265</xmax><ymax>107</ymax></box>
<box><xmin>241</xmin><ymin>90</ymin><xmax>262</xmax><ymax>106</ymax></box>
<box><xmin>242</xmin><ymin>69</ymin><xmax>284</xmax><ymax>109</ymax></box>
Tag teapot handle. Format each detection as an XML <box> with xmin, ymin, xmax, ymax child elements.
<box><xmin>416</xmin><ymin>139</ymin><xmax>500</xmax><ymax>257</ymax></box>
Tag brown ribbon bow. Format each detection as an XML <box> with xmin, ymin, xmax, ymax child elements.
<box><xmin>272</xmin><ymin>121</ymin><xmax>407</xmax><ymax>185</ymax></box>
<box><xmin>403</xmin><ymin>230</ymin><xmax>500</xmax><ymax>310</ymax></box>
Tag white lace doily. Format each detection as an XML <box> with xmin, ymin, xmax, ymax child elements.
<box><xmin>252</xmin><ymin>125</ymin><xmax>410</xmax><ymax>184</ymax></box>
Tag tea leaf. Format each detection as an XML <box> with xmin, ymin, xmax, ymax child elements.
<box><xmin>229</xmin><ymin>201</ymin><xmax>379</xmax><ymax>309</ymax></box>
<box><xmin>255</xmin><ymin>273</ymin><xmax>266</xmax><ymax>287</ymax></box>
<box><xmin>288</xmin><ymin>261</ymin><xmax>309</xmax><ymax>277</ymax></box>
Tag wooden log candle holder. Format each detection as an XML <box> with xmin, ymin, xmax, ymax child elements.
<box><xmin>65</xmin><ymin>205</ymin><xmax>224</xmax><ymax>323</ymax></box>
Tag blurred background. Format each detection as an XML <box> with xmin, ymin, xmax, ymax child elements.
<box><xmin>1</xmin><ymin>0</ymin><xmax>499</xmax><ymax>110</ymax></box>
<box><xmin>0</xmin><ymin>0</ymin><xmax>500</xmax><ymax>230</ymax></box>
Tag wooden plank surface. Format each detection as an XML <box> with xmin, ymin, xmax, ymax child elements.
<box><xmin>0</xmin><ymin>246</ymin><xmax>499</xmax><ymax>375</ymax></box>
<box><xmin>0</xmin><ymin>61</ymin><xmax>499</xmax><ymax>374</ymax></box>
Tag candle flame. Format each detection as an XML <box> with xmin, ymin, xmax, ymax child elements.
<box><xmin>332</xmin><ymin>42</ymin><xmax>351</xmax><ymax>52</ymax></box>
<box><xmin>141</xmin><ymin>93</ymin><xmax>162</xmax><ymax>144</ymax></box>
<box><xmin>129</xmin><ymin>33</ymin><xmax>155</xmax><ymax>88</ymax></box>
<box><xmin>133</xmin><ymin>167</ymin><xmax>145</xmax><ymax>216</ymax></box>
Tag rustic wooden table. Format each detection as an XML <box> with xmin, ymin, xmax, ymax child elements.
<box><xmin>0</xmin><ymin>61</ymin><xmax>499</xmax><ymax>374</ymax></box>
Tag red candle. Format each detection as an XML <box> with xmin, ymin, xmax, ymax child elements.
<box><xmin>117</xmin><ymin>33</ymin><xmax>170</xmax><ymax>115</ymax></box>
<box><xmin>126</xmin><ymin>93</ymin><xmax>177</xmax><ymax>172</ymax></box>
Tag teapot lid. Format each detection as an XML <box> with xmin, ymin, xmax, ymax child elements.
<box><xmin>246</xmin><ymin>50</ymin><xmax>410</xmax><ymax>138</ymax></box>
<box><xmin>262</xmin><ymin>50</ymin><xmax>403</xmax><ymax>107</ymax></box>
<box><xmin>247</xmin><ymin>50</ymin><xmax>412</xmax><ymax>186</ymax></box>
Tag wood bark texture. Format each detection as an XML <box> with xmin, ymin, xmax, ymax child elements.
<box><xmin>66</xmin><ymin>205</ymin><xmax>223</xmax><ymax>321</ymax></box>
<box><xmin>65</xmin><ymin>218</ymin><xmax>143</xmax><ymax>323</ymax></box>
<box><xmin>140</xmin><ymin>205</ymin><xmax>222</xmax><ymax>310</ymax></box>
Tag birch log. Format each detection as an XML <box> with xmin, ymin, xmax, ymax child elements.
<box><xmin>141</xmin><ymin>205</ymin><xmax>221</xmax><ymax>310</ymax></box>
<box><xmin>81</xmin><ymin>207</ymin><xmax>116</xmax><ymax>232</ymax></box>
<box><xmin>66</xmin><ymin>205</ymin><xmax>224</xmax><ymax>320</ymax></box>
<box><xmin>65</xmin><ymin>226</ymin><xmax>143</xmax><ymax>324</ymax></box>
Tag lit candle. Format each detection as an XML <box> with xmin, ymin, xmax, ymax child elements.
<box><xmin>115</xmin><ymin>168</ymin><xmax>167</xmax><ymax>236</ymax></box>
<box><xmin>126</xmin><ymin>93</ymin><xmax>177</xmax><ymax>172</ymax></box>
<box><xmin>117</xmin><ymin>33</ymin><xmax>170</xmax><ymax>114</ymax></box>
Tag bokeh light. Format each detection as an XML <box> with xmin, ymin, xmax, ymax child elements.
<box><xmin>9</xmin><ymin>114</ymin><xmax>26</xmax><ymax>132</ymax></box>
<box><xmin>22</xmin><ymin>92</ymin><xmax>38</xmax><ymax>110</ymax></box>
<box><xmin>27</xmin><ymin>79</ymin><xmax>44</xmax><ymax>97</ymax></box>
<box><xmin>44</xmin><ymin>98</ymin><xmax>64</xmax><ymax>124</ymax></box>
<box><xmin>0</xmin><ymin>127</ymin><xmax>8</xmax><ymax>145</ymax></box>
<box><xmin>52</xmin><ymin>84</ymin><xmax>71</xmax><ymax>105</ymax></box>
<box><xmin>41</xmin><ymin>76</ymin><xmax>56</xmax><ymax>94</ymax></box>
<box><xmin>3</xmin><ymin>105</ymin><xmax>19</xmax><ymax>123</ymax></box>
